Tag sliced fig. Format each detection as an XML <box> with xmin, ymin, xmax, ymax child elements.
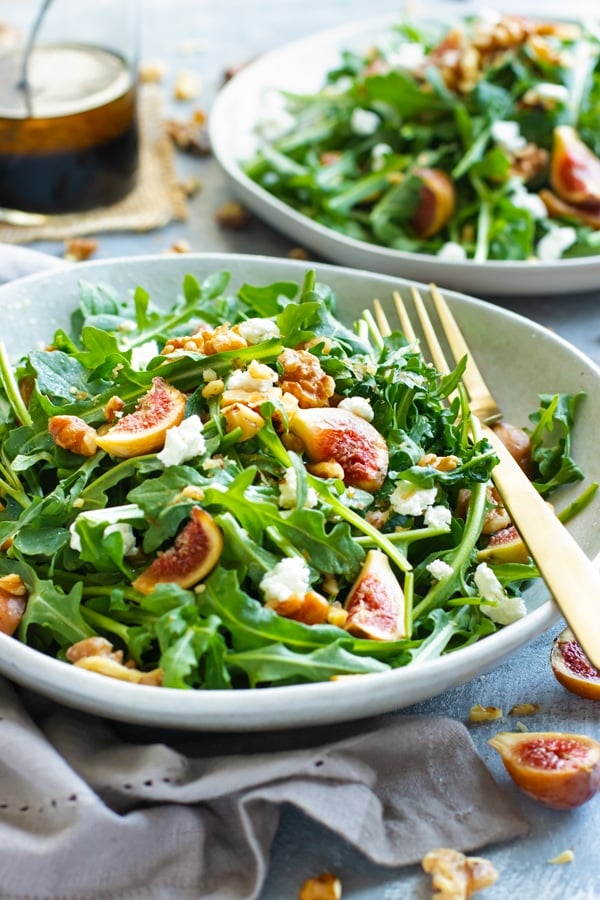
<box><xmin>289</xmin><ymin>406</ymin><xmax>388</xmax><ymax>492</ymax></box>
<box><xmin>492</xmin><ymin>421</ymin><xmax>532</xmax><ymax>476</ymax></box>
<box><xmin>551</xmin><ymin>626</ymin><xmax>600</xmax><ymax>701</ymax></box>
<box><xmin>488</xmin><ymin>730</ymin><xmax>600</xmax><ymax>809</ymax></box>
<box><xmin>477</xmin><ymin>525</ymin><xmax>529</xmax><ymax>564</ymax></box>
<box><xmin>550</xmin><ymin>125</ymin><xmax>600</xmax><ymax>207</ymax></box>
<box><xmin>96</xmin><ymin>377</ymin><xmax>186</xmax><ymax>458</ymax></box>
<box><xmin>132</xmin><ymin>506</ymin><xmax>223</xmax><ymax>594</ymax></box>
<box><xmin>412</xmin><ymin>168</ymin><xmax>456</xmax><ymax>239</ymax></box>
<box><xmin>344</xmin><ymin>549</ymin><xmax>405</xmax><ymax>640</ymax></box>
<box><xmin>539</xmin><ymin>188</ymin><xmax>600</xmax><ymax>230</ymax></box>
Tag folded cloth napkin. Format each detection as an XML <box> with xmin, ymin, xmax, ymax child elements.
<box><xmin>0</xmin><ymin>678</ymin><xmax>528</xmax><ymax>900</ymax></box>
<box><xmin>0</xmin><ymin>243</ymin><xmax>528</xmax><ymax>898</ymax></box>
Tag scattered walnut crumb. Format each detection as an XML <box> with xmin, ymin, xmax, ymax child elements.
<box><xmin>63</xmin><ymin>237</ymin><xmax>98</xmax><ymax>262</ymax></box>
<box><xmin>223</xmin><ymin>58</ymin><xmax>255</xmax><ymax>83</ymax></box>
<box><xmin>179</xmin><ymin>176</ymin><xmax>202</xmax><ymax>197</ymax></box>
<box><xmin>422</xmin><ymin>848</ymin><xmax>498</xmax><ymax>899</ymax></box>
<box><xmin>138</xmin><ymin>59</ymin><xmax>168</xmax><ymax>84</ymax></box>
<box><xmin>508</xmin><ymin>703</ymin><xmax>540</xmax><ymax>717</ymax></box>
<box><xmin>288</xmin><ymin>246</ymin><xmax>310</xmax><ymax>260</ymax></box>
<box><xmin>215</xmin><ymin>200</ymin><xmax>251</xmax><ymax>229</ymax></box>
<box><xmin>165</xmin><ymin>239</ymin><xmax>192</xmax><ymax>254</ymax></box>
<box><xmin>173</xmin><ymin>70</ymin><xmax>201</xmax><ymax>100</ymax></box>
<box><xmin>165</xmin><ymin>114</ymin><xmax>211</xmax><ymax>156</ymax></box>
<box><xmin>548</xmin><ymin>849</ymin><xmax>574</xmax><ymax>865</ymax></box>
<box><xmin>515</xmin><ymin>721</ymin><xmax>529</xmax><ymax>733</ymax></box>
<box><xmin>298</xmin><ymin>872</ymin><xmax>342</xmax><ymax>899</ymax></box>
<box><xmin>469</xmin><ymin>704</ymin><xmax>503</xmax><ymax>723</ymax></box>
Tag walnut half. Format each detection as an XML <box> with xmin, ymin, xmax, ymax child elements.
<box><xmin>422</xmin><ymin>848</ymin><xmax>498</xmax><ymax>899</ymax></box>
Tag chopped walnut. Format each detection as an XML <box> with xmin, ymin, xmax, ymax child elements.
<box><xmin>307</xmin><ymin>460</ymin><xmax>345</xmax><ymax>481</ymax></box>
<box><xmin>138</xmin><ymin>59</ymin><xmax>168</xmax><ymax>84</ymax></box>
<box><xmin>162</xmin><ymin>323</ymin><xmax>248</xmax><ymax>356</ymax></box>
<box><xmin>179</xmin><ymin>176</ymin><xmax>202</xmax><ymax>197</ymax></box>
<box><xmin>221</xmin><ymin>402</ymin><xmax>265</xmax><ymax>441</ymax></box>
<box><xmin>288</xmin><ymin>246</ymin><xmax>310</xmax><ymax>260</ymax></box>
<box><xmin>422</xmin><ymin>847</ymin><xmax>498</xmax><ymax>899</ymax></box>
<box><xmin>267</xmin><ymin>590</ymin><xmax>330</xmax><ymax>626</ymax></box>
<box><xmin>104</xmin><ymin>395</ymin><xmax>125</xmax><ymax>423</ymax></box>
<box><xmin>278</xmin><ymin>348</ymin><xmax>335</xmax><ymax>408</ymax></box>
<box><xmin>66</xmin><ymin>637</ymin><xmax>162</xmax><ymax>685</ymax></box>
<box><xmin>215</xmin><ymin>200</ymin><xmax>251</xmax><ymax>229</ymax></box>
<box><xmin>455</xmin><ymin>486</ymin><xmax>510</xmax><ymax>534</ymax></box>
<box><xmin>469</xmin><ymin>704</ymin><xmax>503</xmax><ymax>723</ymax></box>
<box><xmin>63</xmin><ymin>237</ymin><xmax>99</xmax><ymax>262</ymax></box>
<box><xmin>548</xmin><ymin>849</ymin><xmax>574</xmax><ymax>865</ymax></box>
<box><xmin>299</xmin><ymin>872</ymin><xmax>342</xmax><ymax>900</ymax></box>
<box><xmin>165</xmin><ymin>113</ymin><xmax>211</xmax><ymax>156</ymax></box>
<box><xmin>48</xmin><ymin>415</ymin><xmax>97</xmax><ymax>456</ymax></box>
<box><xmin>508</xmin><ymin>702</ymin><xmax>540</xmax><ymax>717</ymax></box>
<box><xmin>0</xmin><ymin>574</ymin><xmax>28</xmax><ymax>637</ymax></box>
<box><xmin>419</xmin><ymin>453</ymin><xmax>460</xmax><ymax>472</ymax></box>
<box><xmin>165</xmin><ymin>239</ymin><xmax>192</xmax><ymax>254</ymax></box>
<box><xmin>173</xmin><ymin>70</ymin><xmax>201</xmax><ymax>100</ymax></box>
<box><xmin>66</xmin><ymin>636</ymin><xmax>123</xmax><ymax>664</ymax></box>
<box><xmin>507</xmin><ymin>143</ymin><xmax>549</xmax><ymax>183</ymax></box>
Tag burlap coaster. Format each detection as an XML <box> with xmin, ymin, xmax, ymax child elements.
<box><xmin>0</xmin><ymin>86</ymin><xmax>188</xmax><ymax>245</ymax></box>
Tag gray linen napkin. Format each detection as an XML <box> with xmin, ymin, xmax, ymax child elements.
<box><xmin>0</xmin><ymin>678</ymin><xmax>528</xmax><ymax>900</ymax></box>
<box><xmin>0</xmin><ymin>243</ymin><xmax>528</xmax><ymax>898</ymax></box>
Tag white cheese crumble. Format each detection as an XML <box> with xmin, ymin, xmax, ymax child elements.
<box><xmin>437</xmin><ymin>241</ymin><xmax>467</xmax><ymax>261</ymax></box>
<box><xmin>371</xmin><ymin>142</ymin><xmax>393</xmax><ymax>171</ymax></box>
<box><xmin>510</xmin><ymin>183</ymin><xmax>548</xmax><ymax>220</ymax></box>
<box><xmin>129</xmin><ymin>340</ymin><xmax>159</xmax><ymax>371</ymax></box>
<box><xmin>259</xmin><ymin>556</ymin><xmax>311</xmax><ymax>604</ymax></box>
<box><xmin>103</xmin><ymin>523</ymin><xmax>137</xmax><ymax>556</ymax></box>
<box><xmin>424</xmin><ymin>504</ymin><xmax>452</xmax><ymax>529</ymax></box>
<box><xmin>523</xmin><ymin>82</ymin><xmax>568</xmax><ymax>108</ymax></box>
<box><xmin>475</xmin><ymin>562</ymin><xmax>527</xmax><ymax>625</ymax></box>
<box><xmin>390</xmin><ymin>481</ymin><xmax>437</xmax><ymax>517</ymax></box>
<box><xmin>491</xmin><ymin>120</ymin><xmax>526</xmax><ymax>153</ymax></box>
<box><xmin>69</xmin><ymin>504</ymin><xmax>143</xmax><ymax>552</ymax></box>
<box><xmin>536</xmin><ymin>226</ymin><xmax>577</xmax><ymax>261</ymax></box>
<box><xmin>235</xmin><ymin>317</ymin><xmax>281</xmax><ymax>345</ymax></box>
<box><xmin>388</xmin><ymin>42</ymin><xmax>426</xmax><ymax>71</ymax></box>
<box><xmin>157</xmin><ymin>414</ymin><xmax>206</xmax><ymax>466</ymax></box>
<box><xmin>427</xmin><ymin>558</ymin><xmax>454</xmax><ymax>581</ymax></box>
<box><xmin>350</xmin><ymin>108</ymin><xmax>380</xmax><ymax>135</ymax></box>
<box><xmin>278</xmin><ymin>466</ymin><xmax>318</xmax><ymax>509</ymax></box>
<box><xmin>338</xmin><ymin>396</ymin><xmax>374</xmax><ymax>422</ymax></box>
<box><xmin>226</xmin><ymin>360</ymin><xmax>278</xmax><ymax>392</ymax></box>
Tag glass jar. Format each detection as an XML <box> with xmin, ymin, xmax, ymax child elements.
<box><xmin>0</xmin><ymin>0</ymin><xmax>139</xmax><ymax>215</ymax></box>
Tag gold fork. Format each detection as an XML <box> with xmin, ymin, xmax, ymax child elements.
<box><xmin>373</xmin><ymin>284</ymin><xmax>600</xmax><ymax>669</ymax></box>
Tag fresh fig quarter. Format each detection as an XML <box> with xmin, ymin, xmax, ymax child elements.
<box><xmin>96</xmin><ymin>377</ymin><xmax>187</xmax><ymax>458</ymax></box>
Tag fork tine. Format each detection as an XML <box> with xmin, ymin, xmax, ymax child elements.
<box><xmin>410</xmin><ymin>286</ymin><xmax>451</xmax><ymax>375</ymax></box>
<box><xmin>392</xmin><ymin>291</ymin><xmax>416</xmax><ymax>344</ymax></box>
<box><xmin>373</xmin><ymin>298</ymin><xmax>392</xmax><ymax>337</ymax></box>
<box><xmin>430</xmin><ymin>283</ymin><xmax>502</xmax><ymax>424</ymax></box>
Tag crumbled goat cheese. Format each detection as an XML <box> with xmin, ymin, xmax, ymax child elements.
<box><xmin>157</xmin><ymin>414</ymin><xmax>206</xmax><ymax>466</ymax></box>
<box><xmin>338</xmin><ymin>396</ymin><xmax>374</xmax><ymax>422</ymax></box>
<box><xmin>130</xmin><ymin>340</ymin><xmax>159</xmax><ymax>371</ymax></box>
<box><xmin>390</xmin><ymin>481</ymin><xmax>438</xmax><ymax>516</ymax></box>
<box><xmin>350</xmin><ymin>108</ymin><xmax>380</xmax><ymax>135</ymax></box>
<box><xmin>278</xmin><ymin>466</ymin><xmax>318</xmax><ymax>509</ymax></box>
<box><xmin>536</xmin><ymin>226</ymin><xmax>577</xmax><ymax>261</ymax></box>
<box><xmin>510</xmin><ymin>184</ymin><xmax>548</xmax><ymax>220</ymax></box>
<box><xmin>235</xmin><ymin>317</ymin><xmax>281</xmax><ymax>345</ymax></box>
<box><xmin>491</xmin><ymin>120</ymin><xmax>527</xmax><ymax>153</ymax></box>
<box><xmin>437</xmin><ymin>241</ymin><xmax>467</xmax><ymax>261</ymax></box>
<box><xmin>371</xmin><ymin>142</ymin><xmax>393</xmax><ymax>171</ymax></box>
<box><xmin>226</xmin><ymin>361</ymin><xmax>278</xmax><ymax>392</ymax></box>
<box><xmin>523</xmin><ymin>82</ymin><xmax>569</xmax><ymax>108</ymax></box>
<box><xmin>69</xmin><ymin>504</ymin><xmax>143</xmax><ymax>552</ymax></box>
<box><xmin>388</xmin><ymin>42</ymin><xmax>426</xmax><ymax>71</ymax></box>
<box><xmin>103</xmin><ymin>523</ymin><xmax>137</xmax><ymax>556</ymax></box>
<box><xmin>259</xmin><ymin>556</ymin><xmax>311</xmax><ymax>603</ymax></box>
<box><xmin>424</xmin><ymin>504</ymin><xmax>452</xmax><ymax>529</ymax></box>
<box><xmin>475</xmin><ymin>562</ymin><xmax>527</xmax><ymax>625</ymax></box>
<box><xmin>427</xmin><ymin>558</ymin><xmax>454</xmax><ymax>581</ymax></box>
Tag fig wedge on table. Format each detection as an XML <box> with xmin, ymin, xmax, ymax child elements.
<box><xmin>96</xmin><ymin>377</ymin><xmax>186</xmax><ymax>458</ymax></box>
<box><xmin>550</xmin><ymin>125</ymin><xmax>600</xmax><ymax>207</ymax></box>
<box><xmin>488</xmin><ymin>730</ymin><xmax>600</xmax><ymax>809</ymax></box>
<box><xmin>289</xmin><ymin>406</ymin><xmax>388</xmax><ymax>491</ymax></box>
<box><xmin>344</xmin><ymin>549</ymin><xmax>405</xmax><ymax>640</ymax></box>
<box><xmin>551</xmin><ymin>626</ymin><xmax>600</xmax><ymax>701</ymax></box>
<box><xmin>132</xmin><ymin>507</ymin><xmax>223</xmax><ymax>594</ymax></box>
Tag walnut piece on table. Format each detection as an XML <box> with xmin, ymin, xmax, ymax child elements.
<box><xmin>422</xmin><ymin>847</ymin><xmax>498</xmax><ymax>899</ymax></box>
<box><xmin>298</xmin><ymin>872</ymin><xmax>342</xmax><ymax>900</ymax></box>
<box><xmin>63</xmin><ymin>237</ymin><xmax>99</xmax><ymax>262</ymax></box>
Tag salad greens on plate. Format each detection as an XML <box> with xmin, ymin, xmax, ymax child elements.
<box><xmin>243</xmin><ymin>11</ymin><xmax>600</xmax><ymax>263</ymax></box>
<box><xmin>0</xmin><ymin>269</ymin><xmax>592</xmax><ymax>690</ymax></box>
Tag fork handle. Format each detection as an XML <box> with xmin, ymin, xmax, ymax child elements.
<box><xmin>483</xmin><ymin>424</ymin><xmax>600</xmax><ymax>668</ymax></box>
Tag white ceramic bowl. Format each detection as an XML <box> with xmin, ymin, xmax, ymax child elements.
<box><xmin>209</xmin><ymin>11</ymin><xmax>600</xmax><ymax>297</ymax></box>
<box><xmin>1</xmin><ymin>253</ymin><xmax>599</xmax><ymax>730</ymax></box>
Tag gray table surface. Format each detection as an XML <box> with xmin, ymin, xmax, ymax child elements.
<box><xmin>16</xmin><ymin>0</ymin><xmax>600</xmax><ymax>897</ymax></box>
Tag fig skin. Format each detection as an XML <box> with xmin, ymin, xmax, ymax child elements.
<box><xmin>551</xmin><ymin>626</ymin><xmax>600</xmax><ymax>701</ymax></box>
<box><xmin>488</xmin><ymin>730</ymin><xmax>600</xmax><ymax>809</ymax></box>
<box><xmin>132</xmin><ymin>506</ymin><xmax>223</xmax><ymax>594</ymax></box>
<box><xmin>96</xmin><ymin>377</ymin><xmax>187</xmax><ymax>458</ymax></box>
<box><xmin>540</xmin><ymin>188</ymin><xmax>600</xmax><ymax>230</ymax></box>
<box><xmin>550</xmin><ymin>125</ymin><xmax>600</xmax><ymax>207</ymax></box>
<box><xmin>477</xmin><ymin>524</ymin><xmax>529</xmax><ymax>565</ymax></box>
<box><xmin>492</xmin><ymin>421</ymin><xmax>532</xmax><ymax>476</ymax></box>
<box><xmin>344</xmin><ymin>549</ymin><xmax>406</xmax><ymax>640</ymax></box>
<box><xmin>289</xmin><ymin>406</ymin><xmax>389</xmax><ymax>492</ymax></box>
<box><xmin>412</xmin><ymin>167</ymin><xmax>456</xmax><ymax>239</ymax></box>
